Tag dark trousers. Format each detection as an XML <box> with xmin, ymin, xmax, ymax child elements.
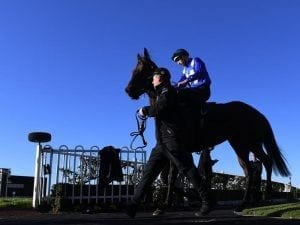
<box><xmin>179</xmin><ymin>86</ymin><xmax>211</xmax><ymax>107</ymax></box>
<box><xmin>132</xmin><ymin>139</ymin><xmax>207</xmax><ymax>204</ymax></box>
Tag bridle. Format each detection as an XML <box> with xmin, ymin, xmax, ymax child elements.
<box><xmin>136</xmin><ymin>57</ymin><xmax>157</xmax><ymax>99</ymax></box>
<box><xmin>129</xmin><ymin>111</ymin><xmax>148</xmax><ymax>150</ymax></box>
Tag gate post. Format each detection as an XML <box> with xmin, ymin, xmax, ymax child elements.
<box><xmin>28</xmin><ymin>132</ymin><xmax>51</xmax><ymax>209</ymax></box>
<box><xmin>32</xmin><ymin>143</ymin><xmax>42</xmax><ymax>208</ymax></box>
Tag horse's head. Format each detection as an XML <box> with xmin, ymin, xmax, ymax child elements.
<box><xmin>125</xmin><ymin>48</ymin><xmax>158</xmax><ymax>100</ymax></box>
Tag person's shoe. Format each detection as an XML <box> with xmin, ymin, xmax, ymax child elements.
<box><xmin>124</xmin><ymin>202</ymin><xmax>138</xmax><ymax>218</ymax></box>
<box><xmin>194</xmin><ymin>201</ymin><xmax>211</xmax><ymax>217</ymax></box>
<box><xmin>152</xmin><ymin>208</ymin><xmax>165</xmax><ymax>216</ymax></box>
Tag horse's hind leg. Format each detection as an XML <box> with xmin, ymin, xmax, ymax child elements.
<box><xmin>251</xmin><ymin>145</ymin><xmax>273</xmax><ymax>199</ymax></box>
<box><xmin>152</xmin><ymin>161</ymin><xmax>179</xmax><ymax>216</ymax></box>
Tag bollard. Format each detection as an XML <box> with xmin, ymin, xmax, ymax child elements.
<box><xmin>28</xmin><ymin>132</ymin><xmax>51</xmax><ymax>209</ymax></box>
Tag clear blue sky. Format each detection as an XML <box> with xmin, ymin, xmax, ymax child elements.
<box><xmin>1</xmin><ymin>1</ymin><xmax>299</xmax><ymax>187</ymax></box>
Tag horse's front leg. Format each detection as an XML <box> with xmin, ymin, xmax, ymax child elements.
<box><xmin>165</xmin><ymin>161</ymin><xmax>178</xmax><ymax>207</ymax></box>
<box><xmin>153</xmin><ymin>161</ymin><xmax>178</xmax><ymax>216</ymax></box>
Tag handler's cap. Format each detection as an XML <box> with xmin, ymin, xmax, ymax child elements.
<box><xmin>153</xmin><ymin>67</ymin><xmax>171</xmax><ymax>81</ymax></box>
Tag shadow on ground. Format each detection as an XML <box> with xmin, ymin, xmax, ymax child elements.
<box><xmin>0</xmin><ymin>208</ymin><xmax>300</xmax><ymax>225</ymax></box>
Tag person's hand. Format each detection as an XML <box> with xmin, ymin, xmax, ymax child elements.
<box><xmin>138</xmin><ymin>108</ymin><xmax>145</xmax><ymax>117</ymax></box>
<box><xmin>177</xmin><ymin>79</ymin><xmax>188</xmax><ymax>88</ymax></box>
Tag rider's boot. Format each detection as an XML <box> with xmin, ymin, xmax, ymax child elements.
<box><xmin>195</xmin><ymin>194</ymin><xmax>211</xmax><ymax>216</ymax></box>
<box><xmin>186</xmin><ymin>168</ymin><xmax>212</xmax><ymax>216</ymax></box>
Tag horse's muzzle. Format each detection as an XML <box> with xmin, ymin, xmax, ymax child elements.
<box><xmin>125</xmin><ymin>86</ymin><xmax>139</xmax><ymax>100</ymax></box>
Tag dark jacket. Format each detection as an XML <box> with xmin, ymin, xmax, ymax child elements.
<box><xmin>142</xmin><ymin>83</ymin><xmax>180</xmax><ymax>143</ymax></box>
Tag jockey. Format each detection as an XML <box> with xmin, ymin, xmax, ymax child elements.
<box><xmin>171</xmin><ymin>48</ymin><xmax>212</xmax><ymax>106</ymax></box>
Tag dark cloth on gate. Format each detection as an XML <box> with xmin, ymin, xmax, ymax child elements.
<box><xmin>98</xmin><ymin>146</ymin><xmax>123</xmax><ymax>188</ymax></box>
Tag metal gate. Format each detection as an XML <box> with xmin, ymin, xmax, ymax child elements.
<box><xmin>32</xmin><ymin>143</ymin><xmax>146</xmax><ymax>208</ymax></box>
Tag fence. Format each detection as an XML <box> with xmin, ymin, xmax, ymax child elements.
<box><xmin>32</xmin><ymin>142</ymin><xmax>147</xmax><ymax>209</ymax></box>
<box><xmin>29</xmin><ymin>132</ymin><xmax>297</xmax><ymax>210</ymax></box>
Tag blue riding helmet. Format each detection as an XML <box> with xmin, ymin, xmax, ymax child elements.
<box><xmin>171</xmin><ymin>48</ymin><xmax>189</xmax><ymax>62</ymax></box>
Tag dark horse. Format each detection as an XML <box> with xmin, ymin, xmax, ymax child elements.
<box><xmin>125</xmin><ymin>48</ymin><xmax>291</xmax><ymax>204</ymax></box>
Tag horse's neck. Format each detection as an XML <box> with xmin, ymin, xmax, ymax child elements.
<box><xmin>146</xmin><ymin>90</ymin><xmax>157</xmax><ymax>106</ymax></box>
<box><xmin>149</xmin><ymin>96</ymin><xmax>156</xmax><ymax>106</ymax></box>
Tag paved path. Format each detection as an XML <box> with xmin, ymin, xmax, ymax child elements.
<box><xmin>0</xmin><ymin>209</ymin><xmax>299</xmax><ymax>225</ymax></box>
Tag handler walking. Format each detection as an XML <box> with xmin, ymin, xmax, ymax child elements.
<box><xmin>125</xmin><ymin>67</ymin><xmax>212</xmax><ymax>218</ymax></box>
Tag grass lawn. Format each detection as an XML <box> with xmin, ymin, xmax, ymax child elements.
<box><xmin>0</xmin><ymin>197</ymin><xmax>32</xmax><ymax>209</ymax></box>
<box><xmin>243</xmin><ymin>202</ymin><xmax>300</xmax><ymax>219</ymax></box>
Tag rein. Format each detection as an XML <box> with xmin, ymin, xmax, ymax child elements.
<box><xmin>130</xmin><ymin>111</ymin><xmax>148</xmax><ymax>150</ymax></box>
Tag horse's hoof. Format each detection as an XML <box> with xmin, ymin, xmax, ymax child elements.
<box><xmin>124</xmin><ymin>202</ymin><xmax>138</xmax><ymax>218</ymax></box>
<box><xmin>233</xmin><ymin>201</ymin><xmax>250</xmax><ymax>215</ymax></box>
<box><xmin>233</xmin><ymin>209</ymin><xmax>244</xmax><ymax>216</ymax></box>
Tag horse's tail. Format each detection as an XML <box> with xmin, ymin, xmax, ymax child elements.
<box><xmin>263</xmin><ymin>121</ymin><xmax>291</xmax><ymax>177</ymax></box>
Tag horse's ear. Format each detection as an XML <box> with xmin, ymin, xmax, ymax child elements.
<box><xmin>144</xmin><ymin>48</ymin><xmax>150</xmax><ymax>59</ymax></box>
<box><xmin>137</xmin><ymin>53</ymin><xmax>141</xmax><ymax>60</ymax></box>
